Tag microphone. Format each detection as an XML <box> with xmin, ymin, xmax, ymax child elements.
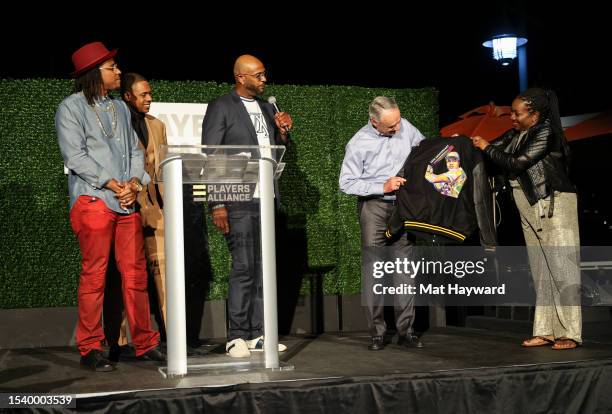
<box><xmin>267</xmin><ymin>96</ymin><xmax>289</xmax><ymax>133</ymax></box>
<box><xmin>267</xmin><ymin>95</ymin><xmax>281</xmax><ymax>113</ymax></box>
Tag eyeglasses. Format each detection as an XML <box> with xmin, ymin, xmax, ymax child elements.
<box><xmin>99</xmin><ymin>63</ymin><xmax>120</xmax><ymax>72</ymax></box>
<box><xmin>239</xmin><ymin>71</ymin><xmax>267</xmax><ymax>80</ymax></box>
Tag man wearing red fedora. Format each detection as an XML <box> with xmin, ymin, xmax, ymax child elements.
<box><xmin>56</xmin><ymin>41</ymin><xmax>164</xmax><ymax>371</ymax></box>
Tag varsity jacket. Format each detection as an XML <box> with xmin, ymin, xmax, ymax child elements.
<box><xmin>385</xmin><ymin>136</ymin><xmax>497</xmax><ymax>247</ymax></box>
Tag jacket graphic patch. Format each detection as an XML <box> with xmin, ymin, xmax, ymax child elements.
<box><xmin>424</xmin><ymin>145</ymin><xmax>466</xmax><ymax>198</ymax></box>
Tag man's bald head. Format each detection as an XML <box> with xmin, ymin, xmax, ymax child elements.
<box><xmin>233</xmin><ymin>55</ymin><xmax>267</xmax><ymax>98</ymax></box>
<box><xmin>233</xmin><ymin>55</ymin><xmax>264</xmax><ymax>77</ymax></box>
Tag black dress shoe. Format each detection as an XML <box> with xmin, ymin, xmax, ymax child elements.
<box><xmin>80</xmin><ymin>350</ymin><xmax>115</xmax><ymax>372</ymax></box>
<box><xmin>368</xmin><ymin>336</ymin><xmax>385</xmax><ymax>351</ymax></box>
<box><xmin>187</xmin><ymin>338</ymin><xmax>202</xmax><ymax>349</ymax></box>
<box><xmin>140</xmin><ymin>346</ymin><xmax>166</xmax><ymax>362</ymax></box>
<box><xmin>399</xmin><ymin>334</ymin><xmax>423</xmax><ymax>348</ymax></box>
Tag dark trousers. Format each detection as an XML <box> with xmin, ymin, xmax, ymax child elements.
<box><xmin>359</xmin><ymin>198</ymin><xmax>415</xmax><ymax>338</ymax></box>
<box><xmin>226</xmin><ymin>203</ymin><xmax>263</xmax><ymax>341</ymax></box>
<box><xmin>183</xmin><ymin>198</ymin><xmax>212</xmax><ymax>345</ymax></box>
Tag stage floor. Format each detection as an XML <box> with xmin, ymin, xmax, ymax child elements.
<box><xmin>2</xmin><ymin>326</ymin><xmax>612</xmax><ymax>397</ymax></box>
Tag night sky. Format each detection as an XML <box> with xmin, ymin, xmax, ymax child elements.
<box><xmin>3</xmin><ymin>3</ymin><xmax>610</xmax><ymax>126</ymax></box>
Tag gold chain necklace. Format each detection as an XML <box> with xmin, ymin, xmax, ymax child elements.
<box><xmin>92</xmin><ymin>99</ymin><xmax>117</xmax><ymax>138</ymax></box>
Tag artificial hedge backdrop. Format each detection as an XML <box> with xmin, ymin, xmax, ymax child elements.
<box><xmin>0</xmin><ymin>79</ymin><xmax>437</xmax><ymax>309</ymax></box>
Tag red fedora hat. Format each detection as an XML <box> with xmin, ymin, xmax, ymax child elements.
<box><xmin>71</xmin><ymin>42</ymin><xmax>117</xmax><ymax>77</ymax></box>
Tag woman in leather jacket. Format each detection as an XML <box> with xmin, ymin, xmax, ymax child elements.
<box><xmin>472</xmin><ymin>88</ymin><xmax>581</xmax><ymax>350</ymax></box>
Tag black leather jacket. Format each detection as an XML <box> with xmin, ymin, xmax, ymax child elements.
<box><xmin>484</xmin><ymin>119</ymin><xmax>575</xmax><ymax>206</ymax></box>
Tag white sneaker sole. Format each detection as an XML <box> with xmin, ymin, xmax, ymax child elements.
<box><xmin>226</xmin><ymin>350</ymin><xmax>251</xmax><ymax>357</ymax></box>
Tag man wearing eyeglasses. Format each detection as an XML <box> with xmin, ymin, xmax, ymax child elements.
<box><xmin>201</xmin><ymin>54</ymin><xmax>292</xmax><ymax>358</ymax></box>
<box><xmin>339</xmin><ymin>96</ymin><xmax>425</xmax><ymax>351</ymax></box>
<box><xmin>55</xmin><ymin>42</ymin><xmax>164</xmax><ymax>371</ymax></box>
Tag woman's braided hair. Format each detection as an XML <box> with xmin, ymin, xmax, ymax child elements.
<box><xmin>518</xmin><ymin>87</ymin><xmax>571</xmax><ymax>161</ymax></box>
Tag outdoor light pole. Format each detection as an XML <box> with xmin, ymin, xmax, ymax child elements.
<box><xmin>517</xmin><ymin>44</ymin><xmax>527</xmax><ymax>93</ymax></box>
<box><xmin>483</xmin><ymin>34</ymin><xmax>528</xmax><ymax>93</ymax></box>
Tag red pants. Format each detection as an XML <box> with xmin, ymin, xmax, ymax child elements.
<box><xmin>70</xmin><ymin>196</ymin><xmax>159</xmax><ymax>356</ymax></box>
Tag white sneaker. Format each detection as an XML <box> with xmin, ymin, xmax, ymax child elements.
<box><xmin>226</xmin><ymin>338</ymin><xmax>251</xmax><ymax>358</ymax></box>
<box><xmin>247</xmin><ymin>336</ymin><xmax>287</xmax><ymax>352</ymax></box>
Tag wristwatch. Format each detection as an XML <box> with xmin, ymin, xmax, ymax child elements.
<box><xmin>132</xmin><ymin>181</ymin><xmax>143</xmax><ymax>192</ymax></box>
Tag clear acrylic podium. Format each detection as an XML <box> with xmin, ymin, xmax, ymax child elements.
<box><xmin>157</xmin><ymin>145</ymin><xmax>288</xmax><ymax>378</ymax></box>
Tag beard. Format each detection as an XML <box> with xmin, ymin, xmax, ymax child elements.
<box><xmin>246</xmin><ymin>83</ymin><xmax>264</xmax><ymax>96</ymax></box>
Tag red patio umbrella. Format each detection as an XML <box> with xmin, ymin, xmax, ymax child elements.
<box><xmin>442</xmin><ymin>103</ymin><xmax>612</xmax><ymax>143</ymax></box>
<box><xmin>440</xmin><ymin>102</ymin><xmax>512</xmax><ymax>141</ymax></box>
<box><xmin>564</xmin><ymin>109</ymin><xmax>612</xmax><ymax>141</ymax></box>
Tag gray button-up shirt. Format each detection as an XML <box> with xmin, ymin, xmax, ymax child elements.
<box><xmin>339</xmin><ymin>118</ymin><xmax>425</xmax><ymax>197</ymax></box>
<box><xmin>56</xmin><ymin>93</ymin><xmax>149</xmax><ymax>214</ymax></box>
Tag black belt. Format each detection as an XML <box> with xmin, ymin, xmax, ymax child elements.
<box><xmin>358</xmin><ymin>196</ymin><xmax>396</xmax><ymax>203</ymax></box>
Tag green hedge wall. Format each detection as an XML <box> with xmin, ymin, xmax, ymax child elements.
<box><xmin>0</xmin><ymin>79</ymin><xmax>437</xmax><ymax>308</ymax></box>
